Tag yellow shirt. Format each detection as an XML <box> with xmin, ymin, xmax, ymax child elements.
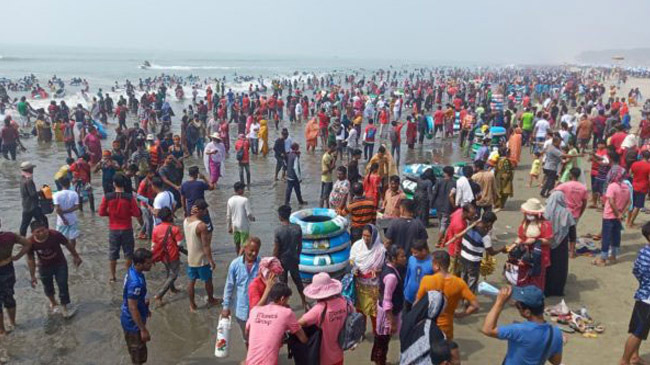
<box><xmin>54</xmin><ymin>165</ymin><xmax>70</xmax><ymax>181</ymax></box>
<box><xmin>321</xmin><ymin>152</ymin><xmax>334</xmax><ymax>183</ymax></box>
<box><xmin>530</xmin><ymin>159</ymin><xmax>541</xmax><ymax>176</ymax></box>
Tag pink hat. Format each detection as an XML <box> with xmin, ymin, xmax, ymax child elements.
<box><xmin>259</xmin><ymin>257</ymin><xmax>284</xmax><ymax>279</ymax></box>
<box><xmin>303</xmin><ymin>272</ymin><xmax>342</xmax><ymax>300</ymax></box>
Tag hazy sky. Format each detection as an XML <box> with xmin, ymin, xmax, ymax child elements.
<box><xmin>3</xmin><ymin>0</ymin><xmax>650</xmax><ymax>64</ymax></box>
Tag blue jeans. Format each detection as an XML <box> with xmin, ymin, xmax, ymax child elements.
<box><xmin>601</xmin><ymin>218</ymin><xmax>622</xmax><ymax>259</ymax></box>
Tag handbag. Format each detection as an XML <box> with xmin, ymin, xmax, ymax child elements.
<box><xmin>287</xmin><ymin>303</ymin><xmax>327</xmax><ymax>365</ymax></box>
<box><xmin>152</xmin><ymin>226</ymin><xmax>172</xmax><ymax>263</ymax></box>
<box><xmin>338</xmin><ymin>301</ymin><xmax>366</xmax><ymax>351</ymax></box>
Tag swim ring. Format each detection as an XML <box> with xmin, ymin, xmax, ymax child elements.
<box><xmin>302</xmin><ymin>231</ymin><xmax>351</xmax><ymax>254</ymax></box>
<box><xmin>299</xmin><ymin>246</ymin><xmax>350</xmax><ymax>274</ymax></box>
<box><xmin>290</xmin><ymin>208</ymin><xmax>348</xmax><ymax>239</ymax></box>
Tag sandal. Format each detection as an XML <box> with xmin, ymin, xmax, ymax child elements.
<box><xmin>591</xmin><ymin>258</ymin><xmax>607</xmax><ymax>267</ymax></box>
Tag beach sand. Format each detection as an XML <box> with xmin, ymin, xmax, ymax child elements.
<box><xmin>188</xmin><ymin>78</ymin><xmax>650</xmax><ymax>365</ymax></box>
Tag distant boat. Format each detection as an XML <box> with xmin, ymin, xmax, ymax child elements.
<box><xmin>139</xmin><ymin>60</ymin><xmax>151</xmax><ymax>69</ymax></box>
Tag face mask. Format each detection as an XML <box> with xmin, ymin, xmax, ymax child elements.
<box><xmin>526</xmin><ymin>214</ymin><xmax>537</xmax><ymax>221</ymax></box>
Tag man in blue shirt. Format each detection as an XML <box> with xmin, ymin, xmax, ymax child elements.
<box><xmin>220</xmin><ymin>237</ymin><xmax>260</xmax><ymax>347</ymax></box>
<box><xmin>121</xmin><ymin>248</ymin><xmax>153</xmax><ymax>365</ymax></box>
<box><xmin>621</xmin><ymin>222</ymin><xmax>650</xmax><ymax>365</ymax></box>
<box><xmin>481</xmin><ymin>285</ymin><xmax>562</xmax><ymax>365</ymax></box>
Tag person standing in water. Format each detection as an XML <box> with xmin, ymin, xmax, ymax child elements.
<box><xmin>184</xmin><ymin>200</ymin><xmax>220</xmax><ymax>312</ymax></box>
<box><xmin>19</xmin><ymin>161</ymin><xmax>49</xmax><ymax>237</ymax></box>
<box><xmin>27</xmin><ymin>220</ymin><xmax>82</xmax><ymax>318</ymax></box>
<box><xmin>0</xmin><ymin>219</ymin><xmax>32</xmax><ymax>334</ymax></box>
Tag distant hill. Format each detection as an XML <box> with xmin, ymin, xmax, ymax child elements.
<box><xmin>577</xmin><ymin>48</ymin><xmax>650</xmax><ymax>67</ymax></box>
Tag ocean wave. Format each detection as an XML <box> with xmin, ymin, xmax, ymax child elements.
<box><xmin>145</xmin><ymin>63</ymin><xmax>240</xmax><ymax>71</ymax></box>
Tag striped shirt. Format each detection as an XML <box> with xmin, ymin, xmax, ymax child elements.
<box><xmin>633</xmin><ymin>245</ymin><xmax>650</xmax><ymax>302</ymax></box>
<box><xmin>461</xmin><ymin>227</ymin><xmax>492</xmax><ymax>262</ymax></box>
<box><xmin>342</xmin><ymin>196</ymin><xmax>377</xmax><ymax>228</ymax></box>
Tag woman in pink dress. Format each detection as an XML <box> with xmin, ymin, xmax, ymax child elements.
<box><xmin>83</xmin><ymin>126</ymin><xmax>102</xmax><ymax>166</ymax></box>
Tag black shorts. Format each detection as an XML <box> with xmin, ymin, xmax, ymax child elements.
<box><xmin>124</xmin><ymin>330</ymin><xmax>148</xmax><ymax>364</ymax></box>
<box><xmin>321</xmin><ymin>182</ymin><xmax>333</xmax><ymax>200</ymax></box>
<box><xmin>634</xmin><ymin>191</ymin><xmax>647</xmax><ymax>209</ymax></box>
<box><xmin>109</xmin><ymin>229</ymin><xmax>135</xmax><ymax>261</ymax></box>
<box><xmin>0</xmin><ymin>264</ymin><xmax>16</xmax><ymax>310</ymax></box>
<box><xmin>630</xmin><ymin>301</ymin><xmax>650</xmax><ymax>340</ymax></box>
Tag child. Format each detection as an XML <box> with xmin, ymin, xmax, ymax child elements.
<box><xmin>403</xmin><ymin>239</ymin><xmax>434</xmax><ymax>311</ymax></box>
<box><xmin>621</xmin><ymin>221</ymin><xmax>650</xmax><ymax>365</ymax></box>
<box><xmin>459</xmin><ymin>211</ymin><xmax>506</xmax><ymax>293</ymax></box>
<box><xmin>528</xmin><ymin>151</ymin><xmax>542</xmax><ymax>187</ymax></box>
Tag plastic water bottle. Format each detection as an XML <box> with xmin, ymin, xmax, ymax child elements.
<box><xmin>478</xmin><ymin>281</ymin><xmax>500</xmax><ymax>297</ymax></box>
<box><xmin>214</xmin><ymin>316</ymin><xmax>231</xmax><ymax>358</ymax></box>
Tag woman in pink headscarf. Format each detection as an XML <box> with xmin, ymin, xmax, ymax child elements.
<box><xmin>248</xmin><ymin>256</ymin><xmax>284</xmax><ymax>310</ymax></box>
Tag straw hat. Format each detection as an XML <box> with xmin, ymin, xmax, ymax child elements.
<box><xmin>520</xmin><ymin>198</ymin><xmax>545</xmax><ymax>215</ymax></box>
<box><xmin>20</xmin><ymin>161</ymin><xmax>36</xmax><ymax>170</ymax></box>
<box><xmin>303</xmin><ymin>272</ymin><xmax>342</xmax><ymax>300</ymax></box>
<box><xmin>210</xmin><ymin>132</ymin><xmax>221</xmax><ymax>140</ymax></box>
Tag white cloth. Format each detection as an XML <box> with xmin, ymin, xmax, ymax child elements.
<box><xmin>349</xmin><ymin>225</ymin><xmax>385</xmax><ymax>274</ymax></box>
<box><xmin>52</xmin><ymin>189</ymin><xmax>79</xmax><ymax>226</ymax></box>
<box><xmin>203</xmin><ymin>141</ymin><xmax>226</xmax><ymax>176</ymax></box>
<box><xmin>454</xmin><ymin>176</ymin><xmax>474</xmax><ymax>208</ymax></box>
<box><xmin>153</xmin><ymin>191</ymin><xmax>175</xmax><ymax>225</ymax></box>
<box><xmin>535</xmin><ymin>119</ymin><xmax>551</xmax><ymax>138</ymax></box>
<box><xmin>226</xmin><ymin>195</ymin><xmax>253</xmax><ymax>232</ymax></box>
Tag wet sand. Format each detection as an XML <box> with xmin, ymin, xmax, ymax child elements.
<box><xmin>0</xmin><ymin>77</ymin><xmax>647</xmax><ymax>364</ymax></box>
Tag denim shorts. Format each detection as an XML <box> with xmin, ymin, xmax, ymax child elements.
<box><xmin>187</xmin><ymin>265</ymin><xmax>212</xmax><ymax>282</ymax></box>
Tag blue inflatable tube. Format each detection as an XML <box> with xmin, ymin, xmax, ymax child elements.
<box><xmin>302</xmin><ymin>231</ymin><xmax>351</xmax><ymax>254</ymax></box>
<box><xmin>299</xmin><ymin>246</ymin><xmax>350</xmax><ymax>274</ymax></box>
<box><xmin>92</xmin><ymin>120</ymin><xmax>108</xmax><ymax>139</ymax></box>
<box><xmin>290</xmin><ymin>208</ymin><xmax>348</xmax><ymax>239</ymax></box>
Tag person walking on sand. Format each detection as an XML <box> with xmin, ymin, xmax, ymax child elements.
<box><xmin>221</xmin><ymin>237</ymin><xmax>261</xmax><ymax>347</ymax></box>
<box><xmin>121</xmin><ymin>248</ymin><xmax>153</xmax><ymax>365</ymax></box>
<box><xmin>273</xmin><ymin>205</ymin><xmax>308</xmax><ymax>310</ymax></box>
<box><xmin>151</xmin><ymin>208</ymin><xmax>183</xmax><ymax>307</ymax></box>
<box><xmin>99</xmin><ymin>174</ymin><xmax>143</xmax><ymax>283</ymax></box>
<box><xmin>27</xmin><ymin>220</ymin><xmax>82</xmax><ymax>319</ymax></box>
<box><xmin>227</xmin><ymin>182</ymin><xmax>255</xmax><ymax>255</ymax></box>
<box><xmin>184</xmin><ymin>200</ymin><xmax>220</xmax><ymax>312</ymax></box>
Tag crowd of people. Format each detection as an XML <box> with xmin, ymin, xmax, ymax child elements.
<box><xmin>1</xmin><ymin>64</ymin><xmax>650</xmax><ymax>364</ymax></box>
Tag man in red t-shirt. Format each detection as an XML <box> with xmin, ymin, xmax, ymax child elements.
<box><xmin>98</xmin><ymin>174</ymin><xmax>143</xmax><ymax>282</ymax></box>
<box><xmin>442</xmin><ymin>204</ymin><xmax>477</xmax><ymax>262</ymax></box>
<box><xmin>628</xmin><ymin>151</ymin><xmax>650</xmax><ymax>228</ymax></box>
<box><xmin>433</xmin><ymin>105</ymin><xmax>444</xmax><ymax>139</ymax></box>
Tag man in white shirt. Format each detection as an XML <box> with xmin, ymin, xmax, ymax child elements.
<box><xmin>152</xmin><ymin>177</ymin><xmax>175</xmax><ymax>226</ymax></box>
<box><xmin>227</xmin><ymin>182</ymin><xmax>255</xmax><ymax>255</ymax></box>
<box><xmin>52</xmin><ymin>177</ymin><xmax>81</xmax><ymax>248</ymax></box>
<box><xmin>533</xmin><ymin>113</ymin><xmax>551</xmax><ymax>154</ymax></box>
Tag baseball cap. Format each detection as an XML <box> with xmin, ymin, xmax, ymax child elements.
<box><xmin>512</xmin><ymin>285</ymin><xmax>544</xmax><ymax>308</ymax></box>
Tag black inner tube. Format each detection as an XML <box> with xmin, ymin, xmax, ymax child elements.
<box><xmin>301</xmin><ymin>215</ymin><xmax>331</xmax><ymax>223</ymax></box>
